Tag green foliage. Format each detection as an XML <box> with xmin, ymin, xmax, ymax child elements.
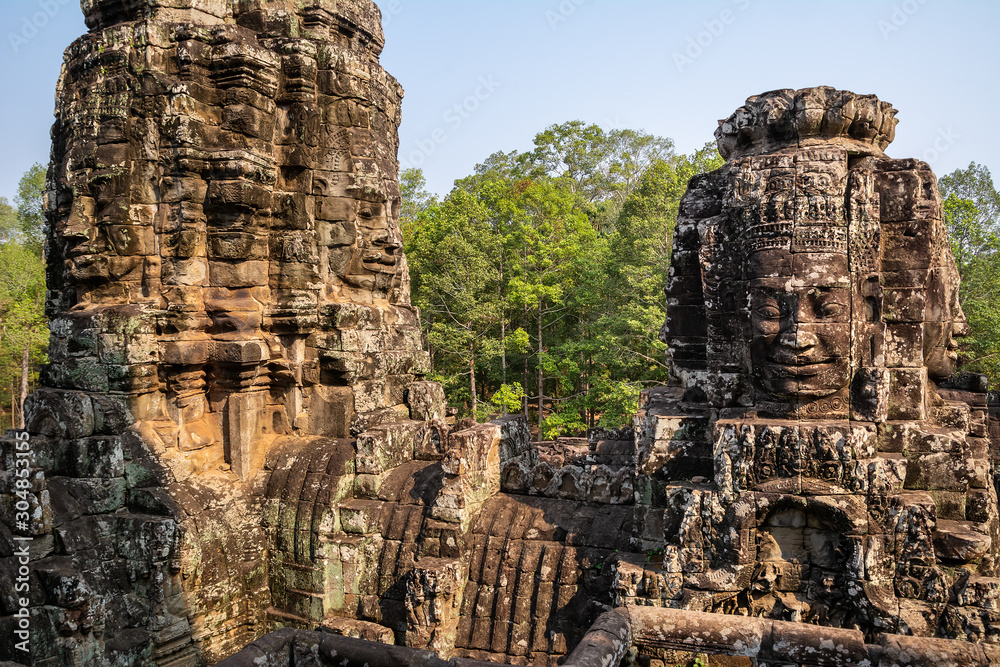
<box><xmin>8</xmin><ymin>163</ymin><xmax>46</xmax><ymax>256</ymax></box>
<box><xmin>0</xmin><ymin>164</ymin><xmax>48</xmax><ymax>428</ymax></box>
<box><xmin>399</xmin><ymin>167</ymin><xmax>437</xmax><ymax>233</ymax></box>
<box><xmin>940</xmin><ymin>163</ymin><xmax>1000</xmax><ymax>385</ymax></box>
<box><xmin>523</xmin><ymin>121</ymin><xmax>676</xmax><ymax>232</ymax></box>
<box><xmin>490</xmin><ymin>383</ymin><xmax>526</xmax><ymax>415</ymax></box>
<box><xmin>0</xmin><ymin>199</ymin><xmax>17</xmax><ymax>244</ymax></box>
<box><xmin>405</xmin><ymin>188</ymin><xmax>504</xmax><ymax>419</ymax></box>
<box><xmin>402</xmin><ymin>124</ymin><xmax>723</xmax><ymax>429</ymax></box>
<box><xmin>591</xmin><ymin>379</ymin><xmax>641</xmax><ymax>429</ymax></box>
<box><xmin>541</xmin><ymin>408</ymin><xmax>587</xmax><ymax>441</ymax></box>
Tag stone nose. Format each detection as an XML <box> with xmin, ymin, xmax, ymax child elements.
<box><xmin>779</xmin><ymin>327</ymin><xmax>819</xmax><ymax>351</ymax></box>
<box><xmin>372</xmin><ymin>231</ymin><xmax>401</xmax><ymax>252</ymax></box>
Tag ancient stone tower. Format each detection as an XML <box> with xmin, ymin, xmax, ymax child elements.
<box><xmin>653</xmin><ymin>87</ymin><xmax>1000</xmax><ymax>637</ymax></box>
<box><xmin>211</xmin><ymin>88</ymin><xmax>1000</xmax><ymax>666</ymax></box>
<box><xmin>2</xmin><ymin>1</ymin><xmax>449</xmax><ymax>664</ymax></box>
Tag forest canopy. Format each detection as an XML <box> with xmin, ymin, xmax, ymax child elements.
<box><xmin>1</xmin><ymin>139</ymin><xmax>998</xmax><ymax>438</ymax></box>
<box><xmin>402</xmin><ymin>122</ymin><xmax>724</xmax><ymax>437</ymax></box>
<box><xmin>401</xmin><ymin>123</ymin><xmax>1000</xmax><ymax>437</ymax></box>
<box><xmin>0</xmin><ymin>163</ymin><xmax>48</xmax><ymax>430</ymax></box>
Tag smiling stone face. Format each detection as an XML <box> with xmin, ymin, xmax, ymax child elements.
<box><xmin>648</xmin><ymin>88</ymin><xmax>1000</xmax><ymax>643</ymax></box>
<box><xmin>662</xmin><ymin>87</ymin><xmax>986</xmax><ymax>424</ymax></box>
<box><xmin>32</xmin><ymin>1</ymin><xmax>449</xmax><ymax>663</ymax></box>
<box><xmin>923</xmin><ymin>258</ymin><xmax>968</xmax><ymax>382</ymax></box>
<box><xmin>726</xmin><ymin>147</ymin><xmax>856</xmax><ymax>412</ymax></box>
<box><xmin>747</xmin><ymin>250</ymin><xmax>852</xmax><ymax>400</ymax></box>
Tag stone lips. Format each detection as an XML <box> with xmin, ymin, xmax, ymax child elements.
<box><xmin>716</xmin><ymin>87</ymin><xmax>899</xmax><ymax>160</ymax></box>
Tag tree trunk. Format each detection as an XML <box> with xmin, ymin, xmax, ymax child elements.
<box><xmin>469</xmin><ymin>340</ymin><xmax>477</xmax><ymax>422</ymax></box>
<box><xmin>500</xmin><ymin>317</ymin><xmax>508</xmax><ymax>417</ymax></box>
<box><xmin>501</xmin><ymin>318</ymin><xmax>507</xmax><ymax>385</ymax></box>
<box><xmin>523</xmin><ymin>306</ymin><xmax>529</xmax><ymax>418</ymax></box>
<box><xmin>537</xmin><ymin>305</ymin><xmax>544</xmax><ymax>433</ymax></box>
<box><xmin>18</xmin><ymin>344</ymin><xmax>28</xmax><ymax>429</ymax></box>
<box><xmin>500</xmin><ymin>265</ymin><xmax>507</xmax><ymax>385</ymax></box>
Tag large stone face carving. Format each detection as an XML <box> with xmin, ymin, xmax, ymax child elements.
<box><xmin>650</xmin><ymin>87</ymin><xmax>1000</xmax><ymax>638</ymax></box>
<box><xmin>662</xmin><ymin>89</ymin><xmax>972</xmax><ymax>424</ymax></box>
<box><xmin>49</xmin><ymin>0</ymin><xmax>422</xmax><ymax>468</ymax></box>
<box><xmin>746</xmin><ymin>249</ymin><xmax>853</xmax><ymax>401</ymax></box>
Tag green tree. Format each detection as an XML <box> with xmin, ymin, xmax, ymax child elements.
<box><xmin>405</xmin><ymin>188</ymin><xmax>505</xmax><ymax>421</ymax></box>
<box><xmin>0</xmin><ymin>198</ymin><xmax>19</xmax><ymax>244</ymax></box>
<box><xmin>490</xmin><ymin>382</ymin><xmax>525</xmax><ymax>416</ymax></box>
<box><xmin>563</xmin><ymin>143</ymin><xmax>723</xmax><ymax>431</ymax></box>
<box><xmin>0</xmin><ymin>243</ymin><xmax>46</xmax><ymax>419</ymax></box>
<box><xmin>504</xmin><ymin>176</ymin><xmax>600</xmax><ymax>435</ymax></box>
<box><xmin>13</xmin><ymin>163</ymin><xmax>46</xmax><ymax>256</ymax></box>
<box><xmin>399</xmin><ymin>167</ymin><xmax>437</xmax><ymax>233</ymax></box>
<box><xmin>0</xmin><ymin>164</ymin><xmax>49</xmax><ymax>428</ymax></box>
<box><xmin>400</xmin><ymin>125</ymin><xmax>723</xmax><ymax>433</ymax></box>
<box><xmin>525</xmin><ymin>122</ymin><xmax>676</xmax><ymax>232</ymax></box>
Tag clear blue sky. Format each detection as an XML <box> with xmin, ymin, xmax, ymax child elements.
<box><xmin>1</xmin><ymin>0</ymin><xmax>998</xmax><ymax>202</ymax></box>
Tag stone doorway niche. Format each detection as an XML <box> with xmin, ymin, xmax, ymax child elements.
<box><xmin>751</xmin><ymin>505</ymin><xmax>854</xmax><ymax>627</ymax></box>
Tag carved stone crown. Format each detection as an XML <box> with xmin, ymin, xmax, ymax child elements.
<box><xmin>81</xmin><ymin>0</ymin><xmax>386</xmax><ymax>50</ymax></box>
<box><xmin>716</xmin><ymin>87</ymin><xmax>899</xmax><ymax>161</ymax></box>
<box><xmin>740</xmin><ymin>222</ymin><xmax>849</xmax><ymax>256</ymax></box>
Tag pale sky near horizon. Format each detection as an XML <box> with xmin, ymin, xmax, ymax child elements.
<box><xmin>0</xmin><ymin>0</ymin><xmax>998</xmax><ymax>202</ymax></box>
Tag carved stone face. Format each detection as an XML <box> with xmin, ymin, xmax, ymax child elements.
<box><xmin>748</xmin><ymin>249</ymin><xmax>852</xmax><ymax>400</ymax></box>
<box><xmin>925</xmin><ymin>319</ymin><xmax>967</xmax><ymax>381</ymax></box>
<box><xmin>924</xmin><ymin>263</ymin><xmax>969</xmax><ymax>381</ymax></box>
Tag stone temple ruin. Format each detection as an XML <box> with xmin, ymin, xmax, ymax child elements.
<box><xmin>1</xmin><ymin>2</ymin><xmax>1000</xmax><ymax>667</ymax></box>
